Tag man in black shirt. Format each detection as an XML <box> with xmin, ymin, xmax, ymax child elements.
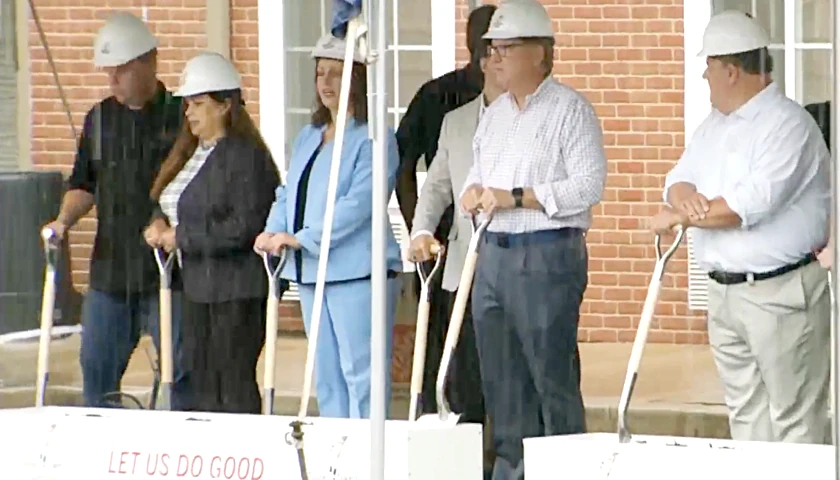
<box><xmin>395</xmin><ymin>4</ymin><xmax>496</xmax><ymax>432</ymax></box>
<box><xmin>43</xmin><ymin>12</ymin><xmax>187</xmax><ymax>408</ymax></box>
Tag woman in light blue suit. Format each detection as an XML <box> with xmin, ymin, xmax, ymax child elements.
<box><xmin>254</xmin><ymin>33</ymin><xmax>403</xmax><ymax>419</ymax></box>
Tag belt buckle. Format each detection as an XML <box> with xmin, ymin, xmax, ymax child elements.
<box><xmin>497</xmin><ymin>234</ymin><xmax>510</xmax><ymax>248</ymax></box>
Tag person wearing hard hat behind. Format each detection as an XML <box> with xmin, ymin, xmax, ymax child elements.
<box><xmin>458</xmin><ymin>1</ymin><xmax>607</xmax><ymax>478</ymax></box>
<box><xmin>651</xmin><ymin>10</ymin><xmax>831</xmax><ymax>443</ymax></box>
<box><xmin>143</xmin><ymin>52</ymin><xmax>280</xmax><ymax>413</ymax></box>
<box><xmin>254</xmin><ymin>34</ymin><xmax>403</xmax><ymax>419</ymax></box>
<box><xmin>42</xmin><ymin>11</ymin><xmax>188</xmax><ymax>409</ymax></box>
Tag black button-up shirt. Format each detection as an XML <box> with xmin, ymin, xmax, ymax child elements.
<box><xmin>67</xmin><ymin>84</ymin><xmax>183</xmax><ymax>295</ymax></box>
<box><xmin>395</xmin><ymin>67</ymin><xmax>482</xmax><ymax>241</ymax></box>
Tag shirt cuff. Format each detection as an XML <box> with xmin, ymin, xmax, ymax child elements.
<box><xmin>532</xmin><ymin>183</ymin><xmax>558</xmax><ymax>218</ymax></box>
<box><xmin>719</xmin><ymin>190</ymin><xmax>751</xmax><ymax>229</ymax></box>
<box><xmin>410</xmin><ymin>230</ymin><xmax>434</xmax><ymax>240</ymax></box>
<box><xmin>294</xmin><ymin>229</ymin><xmax>319</xmax><ymax>254</ymax></box>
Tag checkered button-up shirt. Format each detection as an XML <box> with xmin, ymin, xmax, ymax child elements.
<box><xmin>462</xmin><ymin>78</ymin><xmax>607</xmax><ymax>233</ymax></box>
<box><xmin>159</xmin><ymin>144</ymin><xmax>215</xmax><ymax>227</ymax></box>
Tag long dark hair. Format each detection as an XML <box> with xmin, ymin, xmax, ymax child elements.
<box><xmin>150</xmin><ymin>89</ymin><xmax>269</xmax><ymax>200</ymax></box>
<box><xmin>311</xmin><ymin>59</ymin><xmax>368</xmax><ymax>127</ymax></box>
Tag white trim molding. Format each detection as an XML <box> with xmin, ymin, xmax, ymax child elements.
<box><xmin>683</xmin><ymin>1</ymin><xmax>712</xmax><ymax>311</ymax></box>
<box><xmin>257</xmin><ymin>1</ymin><xmax>286</xmax><ymax>177</ymax></box>
<box><xmin>431</xmin><ymin>0</ymin><xmax>456</xmax><ymax>78</ymax></box>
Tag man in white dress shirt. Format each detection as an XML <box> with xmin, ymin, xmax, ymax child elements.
<box><xmin>458</xmin><ymin>1</ymin><xmax>608</xmax><ymax>478</ymax></box>
<box><xmin>652</xmin><ymin>10</ymin><xmax>831</xmax><ymax>443</ymax></box>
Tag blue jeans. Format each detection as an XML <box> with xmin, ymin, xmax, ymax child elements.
<box><xmin>79</xmin><ymin>289</ymin><xmax>188</xmax><ymax>408</ymax></box>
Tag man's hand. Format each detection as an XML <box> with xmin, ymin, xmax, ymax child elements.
<box><xmin>408</xmin><ymin>234</ymin><xmax>440</xmax><ymax>263</ymax></box>
<box><xmin>478</xmin><ymin>187</ymin><xmax>515</xmax><ymax>217</ymax></box>
<box><xmin>649</xmin><ymin>207</ymin><xmax>688</xmax><ymax>235</ymax></box>
<box><xmin>42</xmin><ymin>219</ymin><xmax>68</xmax><ymax>242</ymax></box>
<box><xmin>143</xmin><ymin>219</ymin><xmax>168</xmax><ymax>248</ymax></box>
<box><xmin>159</xmin><ymin>228</ymin><xmax>177</xmax><ymax>253</ymax></box>
<box><xmin>459</xmin><ymin>184</ymin><xmax>484</xmax><ymax>215</ymax></box>
<box><xmin>675</xmin><ymin>192</ymin><xmax>710</xmax><ymax>221</ymax></box>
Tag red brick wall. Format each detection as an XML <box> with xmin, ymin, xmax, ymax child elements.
<box><xmin>28</xmin><ymin>0</ymin><xmax>704</xmax><ymax>345</ymax></box>
<box><xmin>455</xmin><ymin>0</ymin><xmax>706</xmax><ymax>344</ymax></box>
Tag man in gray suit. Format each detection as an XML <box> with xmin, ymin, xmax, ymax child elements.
<box><xmin>408</xmin><ymin>43</ymin><xmax>503</xmax><ymax>477</ymax></box>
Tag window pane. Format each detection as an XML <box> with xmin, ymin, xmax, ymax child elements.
<box><xmin>798</xmin><ymin>49</ymin><xmax>832</xmax><ymax>105</ymax></box>
<box><xmin>284</xmin><ymin>113</ymin><xmax>313</xmax><ymax>169</ymax></box>
<box><xmin>397</xmin><ymin>0</ymin><xmax>433</xmax><ymax>45</ymax></box>
<box><xmin>796</xmin><ymin>0</ymin><xmax>831</xmax><ymax>43</ymax></box>
<box><xmin>286</xmin><ymin>52</ymin><xmax>316</xmax><ymax>110</ymax></box>
<box><xmin>387</xmin><ymin>51</ymin><xmax>433</xmax><ymax>109</ymax></box>
<box><xmin>768</xmin><ymin>47</ymin><xmax>786</xmax><ymax>91</ymax></box>
<box><xmin>712</xmin><ymin>0</ymin><xmax>784</xmax><ymax>44</ymax></box>
<box><xmin>284</xmin><ymin>1</ymin><xmax>323</xmax><ymax>47</ymax></box>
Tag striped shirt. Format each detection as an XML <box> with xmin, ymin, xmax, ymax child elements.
<box><xmin>159</xmin><ymin>144</ymin><xmax>215</xmax><ymax>227</ymax></box>
<box><xmin>462</xmin><ymin>78</ymin><xmax>607</xmax><ymax>233</ymax></box>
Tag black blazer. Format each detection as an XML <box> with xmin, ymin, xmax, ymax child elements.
<box><xmin>167</xmin><ymin>135</ymin><xmax>280</xmax><ymax>304</ymax></box>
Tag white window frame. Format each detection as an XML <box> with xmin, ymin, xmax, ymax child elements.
<box><xmin>683</xmin><ymin>0</ymin><xmax>832</xmax><ymax>310</ymax></box>
<box><xmin>258</xmin><ymin>1</ymin><xmax>456</xmax><ymax>299</ymax></box>
<box><xmin>683</xmin><ymin>2</ymin><xmax>713</xmax><ymax>311</ymax></box>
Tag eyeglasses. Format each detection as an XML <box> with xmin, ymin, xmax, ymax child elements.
<box><xmin>486</xmin><ymin>42</ymin><xmax>526</xmax><ymax>58</ymax></box>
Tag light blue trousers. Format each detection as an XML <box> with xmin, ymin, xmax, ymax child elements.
<box><xmin>298</xmin><ymin>276</ymin><xmax>399</xmax><ymax>419</ymax></box>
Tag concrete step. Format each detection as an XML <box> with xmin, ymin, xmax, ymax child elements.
<box><xmin>0</xmin><ymin>333</ymin><xmax>731</xmax><ymax>439</ymax></box>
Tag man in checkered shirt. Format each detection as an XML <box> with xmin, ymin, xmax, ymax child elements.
<box><xmin>458</xmin><ymin>1</ymin><xmax>607</xmax><ymax>478</ymax></box>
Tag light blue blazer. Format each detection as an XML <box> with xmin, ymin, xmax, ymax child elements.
<box><xmin>264</xmin><ymin>118</ymin><xmax>403</xmax><ymax>284</ymax></box>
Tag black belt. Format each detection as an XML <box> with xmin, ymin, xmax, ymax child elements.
<box><xmin>483</xmin><ymin>228</ymin><xmax>583</xmax><ymax>249</ymax></box>
<box><xmin>707</xmin><ymin>253</ymin><xmax>816</xmax><ymax>285</ymax></box>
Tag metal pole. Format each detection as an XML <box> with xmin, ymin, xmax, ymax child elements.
<box><xmin>832</xmin><ymin>2</ymin><xmax>840</xmax><ymax>478</ymax></box>
<box><xmin>369</xmin><ymin>0</ymin><xmax>388</xmax><ymax>478</ymax></box>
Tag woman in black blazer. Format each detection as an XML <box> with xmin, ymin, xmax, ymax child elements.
<box><xmin>143</xmin><ymin>52</ymin><xmax>280</xmax><ymax>413</ymax></box>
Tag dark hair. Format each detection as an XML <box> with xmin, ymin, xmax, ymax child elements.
<box><xmin>711</xmin><ymin>47</ymin><xmax>774</xmax><ymax>75</ymax></box>
<box><xmin>311</xmin><ymin>60</ymin><xmax>368</xmax><ymax>127</ymax></box>
<box><xmin>150</xmin><ymin>89</ymin><xmax>269</xmax><ymax>200</ymax></box>
<box><xmin>467</xmin><ymin>5</ymin><xmax>497</xmax><ymax>64</ymax></box>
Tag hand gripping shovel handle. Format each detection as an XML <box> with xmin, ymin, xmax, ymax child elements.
<box><xmin>408</xmin><ymin>243</ymin><xmax>444</xmax><ymax>421</ymax></box>
<box><xmin>617</xmin><ymin>226</ymin><xmax>685</xmax><ymax>443</ymax></box>
<box><xmin>434</xmin><ymin>215</ymin><xmax>492</xmax><ymax>424</ymax></box>
<box><xmin>35</xmin><ymin>228</ymin><xmax>60</xmax><ymax>407</ymax></box>
<box><xmin>154</xmin><ymin>248</ymin><xmax>178</xmax><ymax>411</ymax></box>
<box><xmin>261</xmin><ymin>249</ymin><xmax>288</xmax><ymax>415</ymax></box>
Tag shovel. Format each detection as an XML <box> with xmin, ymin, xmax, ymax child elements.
<box><xmin>408</xmin><ymin>242</ymin><xmax>444</xmax><ymax>421</ymax></box>
<box><xmin>153</xmin><ymin>248</ymin><xmax>179</xmax><ymax>411</ymax></box>
<box><xmin>260</xmin><ymin>249</ymin><xmax>289</xmax><ymax>415</ymax></box>
<box><xmin>418</xmin><ymin>215</ymin><xmax>492</xmax><ymax>426</ymax></box>
<box><xmin>617</xmin><ymin>226</ymin><xmax>685</xmax><ymax>443</ymax></box>
<box><xmin>35</xmin><ymin>227</ymin><xmax>60</xmax><ymax>407</ymax></box>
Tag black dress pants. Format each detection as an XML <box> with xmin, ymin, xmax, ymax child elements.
<box><xmin>181</xmin><ymin>297</ymin><xmax>267</xmax><ymax>414</ymax></box>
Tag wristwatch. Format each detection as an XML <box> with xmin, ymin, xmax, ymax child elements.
<box><xmin>512</xmin><ymin>187</ymin><xmax>523</xmax><ymax>208</ymax></box>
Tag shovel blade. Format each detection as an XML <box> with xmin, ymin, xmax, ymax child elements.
<box><xmin>416</xmin><ymin>411</ymin><xmax>461</xmax><ymax>428</ymax></box>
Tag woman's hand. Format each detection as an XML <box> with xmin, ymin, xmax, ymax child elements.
<box><xmin>159</xmin><ymin>227</ymin><xmax>177</xmax><ymax>253</ymax></box>
<box><xmin>144</xmin><ymin>219</ymin><xmax>168</xmax><ymax>248</ymax></box>
<box><xmin>255</xmin><ymin>232</ymin><xmax>301</xmax><ymax>255</ymax></box>
<box><xmin>254</xmin><ymin>231</ymin><xmax>276</xmax><ymax>254</ymax></box>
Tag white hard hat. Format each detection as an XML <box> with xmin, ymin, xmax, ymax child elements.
<box><xmin>311</xmin><ymin>34</ymin><xmax>366</xmax><ymax>64</ymax></box>
<box><xmin>483</xmin><ymin>0</ymin><xmax>554</xmax><ymax>40</ymax></box>
<box><xmin>93</xmin><ymin>11</ymin><xmax>158</xmax><ymax>68</ymax></box>
<box><xmin>697</xmin><ymin>10</ymin><xmax>771</xmax><ymax>57</ymax></box>
<box><xmin>174</xmin><ymin>52</ymin><xmax>242</xmax><ymax>97</ymax></box>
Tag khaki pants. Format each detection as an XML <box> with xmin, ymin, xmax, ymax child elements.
<box><xmin>707</xmin><ymin>261</ymin><xmax>830</xmax><ymax>444</ymax></box>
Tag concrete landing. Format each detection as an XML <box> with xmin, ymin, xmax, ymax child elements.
<box><xmin>0</xmin><ymin>334</ymin><xmax>730</xmax><ymax>438</ymax></box>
